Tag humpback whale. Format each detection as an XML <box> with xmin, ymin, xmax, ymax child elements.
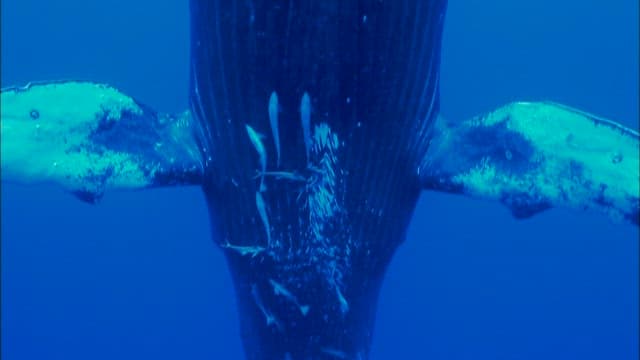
<box><xmin>1</xmin><ymin>1</ymin><xmax>638</xmax><ymax>359</ymax></box>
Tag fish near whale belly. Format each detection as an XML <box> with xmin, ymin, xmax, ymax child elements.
<box><xmin>190</xmin><ymin>0</ymin><xmax>447</xmax><ymax>358</ymax></box>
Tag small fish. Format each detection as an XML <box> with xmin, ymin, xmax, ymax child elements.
<box><xmin>251</xmin><ymin>284</ymin><xmax>282</xmax><ymax>330</ymax></box>
<box><xmin>245</xmin><ymin>124</ymin><xmax>267</xmax><ymax>191</ymax></box>
<box><xmin>269</xmin><ymin>278</ymin><xmax>310</xmax><ymax>316</ymax></box>
<box><xmin>255</xmin><ymin>191</ymin><xmax>272</xmax><ymax>247</ymax></box>
<box><xmin>220</xmin><ymin>242</ymin><xmax>265</xmax><ymax>258</ymax></box>
<box><xmin>268</xmin><ymin>91</ymin><xmax>280</xmax><ymax>168</ymax></box>
<box><xmin>300</xmin><ymin>92</ymin><xmax>312</xmax><ymax>163</ymax></box>
<box><xmin>320</xmin><ymin>347</ymin><xmax>348</xmax><ymax>359</ymax></box>
<box><xmin>331</xmin><ymin>279</ymin><xmax>349</xmax><ymax>315</ymax></box>
<box><xmin>255</xmin><ymin>171</ymin><xmax>306</xmax><ymax>182</ymax></box>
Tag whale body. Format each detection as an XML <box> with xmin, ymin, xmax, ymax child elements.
<box><xmin>189</xmin><ymin>1</ymin><xmax>446</xmax><ymax>358</ymax></box>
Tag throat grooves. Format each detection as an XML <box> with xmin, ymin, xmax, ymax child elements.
<box><xmin>190</xmin><ymin>0</ymin><xmax>447</xmax><ymax>358</ymax></box>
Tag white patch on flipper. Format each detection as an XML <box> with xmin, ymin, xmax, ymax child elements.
<box><xmin>450</xmin><ymin>102</ymin><xmax>639</xmax><ymax>222</ymax></box>
<box><xmin>0</xmin><ymin>82</ymin><xmax>153</xmax><ymax>199</ymax></box>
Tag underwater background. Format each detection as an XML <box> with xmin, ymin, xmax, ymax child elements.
<box><xmin>1</xmin><ymin>0</ymin><xmax>638</xmax><ymax>359</ymax></box>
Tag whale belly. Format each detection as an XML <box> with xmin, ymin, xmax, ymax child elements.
<box><xmin>189</xmin><ymin>1</ymin><xmax>447</xmax><ymax>358</ymax></box>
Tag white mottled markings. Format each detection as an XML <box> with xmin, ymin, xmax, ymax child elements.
<box><xmin>307</xmin><ymin>123</ymin><xmax>341</xmax><ymax>239</ymax></box>
<box><xmin>304</xmin><ymin>123</ymin><xmax>351</xmax><ymax>314</ymax></box>
<box><xmin>421</xmin><ymin>101</ymin><xmax>639</xmax><ymax>224</ymax></box>
<box><xmin>0</xmin><ymin>81</ymin><xmax>204</xmax><ymax>201</ymax></box>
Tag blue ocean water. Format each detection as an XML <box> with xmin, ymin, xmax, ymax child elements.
<box><xmin>1</xmin><ymin>0</ymin><xmax>638</xmax><ymax>359</ymax></box>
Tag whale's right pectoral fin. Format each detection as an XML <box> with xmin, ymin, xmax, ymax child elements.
<box><xmin>1</xmin><ymin>81</ymin><xmax>204</xmax><ymax>203</ymax></box>
<box><xmin>420</xmin><ymin>102</ymin><xmax>639</xmax><ymax>225</ymax></box>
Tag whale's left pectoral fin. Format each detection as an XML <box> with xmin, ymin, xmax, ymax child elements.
<box><xmin>420</xmin><ymin>102</ymin><xmax>639</xmax><ymax>225</ymax></box>
<box><xmin>1</xmin><ymin>81</ymin><xmax>204</xmax><ymax>203</ymax></box>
